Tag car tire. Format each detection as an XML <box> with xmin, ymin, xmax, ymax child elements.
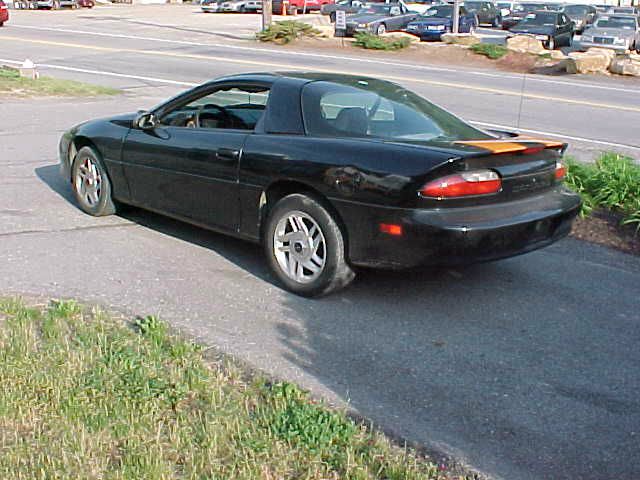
<box><xmin>376</xmin><ymin>23</ymin><xmax>386</xmax><ymax>35</ymax></box>
<box><xmin>71</xmin><ymin>146</ymin><xmax>117</xmax><ymax>217</ymax></box>
<box><xmin>329</xmin><ymin>11</ymin><xmax>336</xmax><ymax>22</ymax></box>
<box><xmin>493</xmin><ymin>15</ymin><xmax>502</xmax><ymax>28</ymax></box>
<box><xmin>264</xmin><ymin>193</ymin><xmax>355</xmax><ymax>297</ymax></box>
<box><xmin>469</xmin><ymin>25</ymin><xmax>476</xmax><ymax>35</ymax></box>
<box><xmin>239</xmin><ymin>5</ymin><xmax>246</xmax><ymax>12</ymax></box>
<box><xmin>567</xmin><ymin>33</ymin><xmax>573</xmax><ymax>47</ymax></box>
<box><xmin>546</xmin><ymin>36</ymin><xmax>555</xmax><ymax>50</ymax></box>
<box><xmin>53</xmin><ymin>0</ymin><xmax>60</xmax><ymax>9</ymax></box>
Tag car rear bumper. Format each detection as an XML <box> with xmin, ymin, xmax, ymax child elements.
<box><xmin>333</xmin><ymin>186</ymin><xmax>582</xmax><ymax>269</ymax></box>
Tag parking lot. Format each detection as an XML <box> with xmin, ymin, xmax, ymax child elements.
<box><xmin>1</xmin><ymin>4</ymin><xmax>640</xmax><ymax>480</ymax></box>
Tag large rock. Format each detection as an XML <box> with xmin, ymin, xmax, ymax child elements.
<box><xmin>585</xmin><ymin>47</ymin><xmax>616</xmax><ymax>67</ymax></box>
<box><xmin>440</xmin><ymin>33</ymin><xmax>481</xmax><ymax>45</ymax></box>
<box><xmin>610</xmin><ymin>56</ymin><xmax>640</xmax><ymax>76</ymax></box>
<box><xmin>549</xmin><ymin>50</ymin><xmax>566</xmax><ymax>61</ymax></box>
<box><xmin>506</xmin><ymin>34</ymin><xmax>546</xmax><ymax>55</ymax></box>
<box><xmin>380</xmin><ymin>31</ymin><xmax>421</xmax><ymax>44</ymax></box>
<box><xmin>565</xmin><ymin>51</ymin><xmax>611</xmax><ymax>74</ymax></box>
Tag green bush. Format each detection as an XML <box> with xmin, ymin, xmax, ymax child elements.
<box><xmin>354</xmin><ymin>32</ymin><xmax>411</xmax><ymax>50</ymax></box>
<box><xmin>565</xmin><ymin>152</ymin><xmax>640</xmax><ymax>230</ymax></box>
<box><xmin>256</xmin><ymin>20</ymin><xmax>319</xmax><ymax>44</ymax></box>
<box><xmin>470</xmin><ymin>43</ymin><xmax>508</xmax><ymax>59</ymax></box>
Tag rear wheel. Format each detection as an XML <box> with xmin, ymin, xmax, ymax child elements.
<box><xmin>546</xmin><ymin>35</ymin><xmax>555</xmax><ymax>50</ymax></box>
<box><xmin>52</xmin><ymin>0</ymin><xmax>60</xmax><ymax>9</ymax></box>
<box><xmin>493</xmin><ymin>15</ymin><xmax>502</xmax><ymax>28</ymax></box>
<box><xmin>376</xmin><ymin>23</ymin><xmax>386</xmax><ymax>35</ymax></box>
<box><xmin>329</xmin><ymin>11</ymin><xmax>336</xmax><ymax>22</ymax></box>
<box><xmin>264</xmin><ymin>193</ymin><xmax>355</xmax><ymax>297</ymax></box>
<box><xmin>71</xmin><ymin>146</ymin><xmax>117</xmax><ymax>217</ymax></box>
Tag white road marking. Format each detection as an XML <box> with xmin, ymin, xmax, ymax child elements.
<box><xmin>470</xmin><ymin>121</ymin><xmax>640</xmax><ymax>151</ymax></box>
<box><xmin>0</xmin><ymin>55</ymin><xmax>635</xmax><ymax>151</ymax></box>
<box><xmin>9</xmin><ymin>23</ymin><xmax>640</xmax><ymax>94</ymax></box>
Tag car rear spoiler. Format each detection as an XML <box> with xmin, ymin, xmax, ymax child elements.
<box><xmin>455</xmin><ymin>136</ymin><xmax>568</xmax><ymax>155</ymax></box>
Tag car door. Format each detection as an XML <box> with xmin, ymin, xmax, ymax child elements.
<box><xmin>121</xmin><ymin>83</ymin><xmax>270</xmax><ymax>232</ymax></box>
<box><xmin>558</xmin><ymin>13</ymin><xmax>571</xmax><ymax>43</ymax></box>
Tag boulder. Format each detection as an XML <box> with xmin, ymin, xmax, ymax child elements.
<box><xmin>565</xmin><ymin>51</ymin><xmax>611</xmax><ymax>74</ymax></box>
<box><xmin>380</xmin><ymin>31</ymin><xmax>421</xmax><ymax>44</ymax></box>
<box><xmin>506</xmin><ymin>34</ymin><xmax>546</xmax><ymax>55</ymax></box>
<box><xmin>585</xmin><ymin>47</ymin><xmax>616</xmax><ymax>67</ymax></box>
<box><xmin>440</xmin><ymin>33</ymin><xmax>481</xmax><ymax>46</ymax></box>
<box><xmin>549</xmin><ymin>49</ymin><xmax>566</xmax><ymax>61</ymax></box>
<box><xmin>610</xmin><ymin>56</ymin><xmax>640</xmax><ymax>76</ymax></box>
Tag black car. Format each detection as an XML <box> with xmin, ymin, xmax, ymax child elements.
<box><xmin>502</xmin><ymin>2</ymin><xmax>547</xmax><ymax>29</ymax></box>
<box><xmin>345</xmin><ymin>3</ymin><xmax>417</xmax><ymax>35</ymax></box>
<box><xmin>59</xmin><ymin>73</ymin><xmax>581</xmax><ymax>296</ymax></box>
<box><xmin>463</xmin><ymin>0</ymin><xmax>502</xmax><ymax>27</ymax></box>
<box><xmin>562</xmin><ymin>3</ymin><xmax>596</xmax><ymax>33</ymax></box>
<box><xmin>509</xmin><ymin>10</ymin><xmax>574</xmax><ymax>49</ymax></box>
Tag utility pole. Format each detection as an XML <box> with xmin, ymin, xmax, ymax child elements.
<box><xmin>262</xmin><ymin>0</ymin><xmax>273</xmax><ymax>31</ymax></box>
<box><xmin>452</xmin><ymin>0</ymin><xmax>460</xmax><ymax>34</ymax></box>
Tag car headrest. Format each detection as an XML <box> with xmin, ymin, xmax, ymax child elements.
<box><xmin>334</xmin><ymin>107</ymin><xmax>368</xmax><ymax>137</ymax></box>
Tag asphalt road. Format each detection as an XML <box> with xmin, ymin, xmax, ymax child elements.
<box><xmin>1</xmin><ymin>7</ymin><xmax>640</xmax><ymax>480</ymax></box>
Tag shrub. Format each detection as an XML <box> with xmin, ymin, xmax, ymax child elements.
<box><xmin>470</xmin><ymin>43</ymin><xmax>508</xmax><ymax>59</ymax></box>
<box><xmin>354</xmin><ymin>32</ymin><xmax>411</xmax><ymax>50</ymax></box>
<box><xmin>256</xmin><ymin>20</ymin><xmax>319</xmax><ymax>44</ymax></box>
<box><xmin>565</xmin><ymin>153</ymin><xmax>640</xmax><ymax>231</ymax></box>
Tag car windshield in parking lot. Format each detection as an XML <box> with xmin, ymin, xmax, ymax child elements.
<box><xmin>358</xmin><ymin>4</ymin><xmax>392</xmax><ymax>14</ymax></box>
<box><xmin>520</xmin><ymin>11</ymin><xmax>556</xmax><ymax>25</ymax></box>
<box><xmin>513</xmin><ymin>3</ymin><xmax>544</xmax><ymax>11</ymax></box>
<box><xmin>424</xmin><ymin>5</ymin><xmax>454</xmax><ymax>16</ymax></box>
<box><xmin>563</xmin><ymin>5</ymin><xmax>588</xmax><ymax>15</ymax></box>
<box><xmin>301</xmin><ymin>79</ymin><xmax>490</xmax><ymax>142</ymax></box>
<box><xmin>595</xmin><ymin>16</ymin><xmax>637</xmax><ymax>29</ymax></box>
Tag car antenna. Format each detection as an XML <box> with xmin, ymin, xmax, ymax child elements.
<box><xmin>515</xmin><ymin>35</ymin><xmax>533</xmax><ymax>133</ymax></box>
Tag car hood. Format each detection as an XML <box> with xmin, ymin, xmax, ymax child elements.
<box><xmin>347</xmin><ymin>14</ymin><xmax>387</xmax><ymax>23</ymax></box>
<box><xmin>510</xmin><ymin>24</ymin><xmax>554</xmax><ymax>34</ymax></box>
<box><xmin>409</xmin><ymin>16</ymin><xmax>453</xmax><ymax>26</ymax></box>
<box><xmin>585</xmin><ymin>27</ymin><xmax>635</xmax><ymax>38</ymax></box>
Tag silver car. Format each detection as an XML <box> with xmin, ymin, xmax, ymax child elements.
<box><xmin>580</xmin><ymin>14</ymin><xmax>640</xmax><ymax>52</ymax></box>
<box><xmin>219</xmin><ymin>0</ymin><xmax>262</xmax><ymax>11</ymax></box>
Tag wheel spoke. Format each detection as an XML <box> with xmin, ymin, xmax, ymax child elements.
<box><xmin>302</xmin><ymin>259</ymin><xmax>321</xmax><ymax>274</ymax></box>
<box><xmin>288</xmin><ymin>216</ymin><xmax>299</xmax><ymax>232</ymax></box>
<box><xmin>312</xmin><ymin>234</ymin><xmax>323</xmax><ymax>254</ymax></box>
<box><xmin>276</xmin><ymin>232</ymin><xmax>296</xmax><ymax>243</ymax></box>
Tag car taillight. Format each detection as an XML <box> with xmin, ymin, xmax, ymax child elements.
<box><xmin>420</xmin><ymin>170</ymin><xmax>502</xmax><ymax>199</ymax></box>
<box><xmin>555</xmin><ymin>161</ymin><xmax>567</xmax><ymax>181</ymax></box>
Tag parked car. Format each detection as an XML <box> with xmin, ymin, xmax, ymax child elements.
<box><xmin>502</xmin><ymin>2</ymin><xmax>547</xmax><ymax>29</ymax></box>
<box><xmin>57</xmin><ymin>0</ymin><xmax>94</xmax><ymax>7</ymax></box>
<box><xmin>496</xmin><ymin>1</ymin><xmax>517</xmax><ymax>18</ymax></box>
<box><xmin>606</xmin><ymin>6</ymin><xmax>638</xmax><ymax>16</ymax></box>
<box><xmin>561</xmin><ymin>4</ymin><xmax>596</xmax><ymax>33</ymax></box>
<box><xmin>345</xmin><ymin>3</ymin><xmax>417</xmax><ymax>35</ymax></box>
<box><xmin>217</xmin><ymin>0</ymin><xmax>262</xmax><ymax>12</ymax></box>
<box><xmin>273</xmin><ymin>0</ymin><xmax>332</xmax><ymax>14</ymax></box>
<box><xmin>509</xmin><ymin>10</ymin><xmax>574</xmax><ymax>48</ymax></box>
<box><xmin>34</xmin><ymin>0</ymin><xmax>61</xmax><ymax>8</ymax></box>
<box><xmin>0</xmin><ymin>0</ymin><xmax>8</xmax><ymax>27</ymax></box>
<box><xmin>406</xmin><ymin>4</ymin><xmax>478</xmax><ymax>39</ymax></box>
<box><xmin>463</xmin><ymin>0</ymin><xmax>502</xmax><ymax>27</ymax></box>
<box><xmin>59</xmin><ymin>72</ymin><xmax>581</xmax><ymax>296</ymax></box>
<box><xmin>201</xmin><ymin>0</ymin><xmax>223</xmax><ymax>12</ymax></box>
<box><xmin>322</xmin><ymin>0</ymin><xmax>364</xmax><ymax>21</ymax></box>
<box><xmin>580</xmin><ymin>14</ymin><xmax>640</xmax><ymax>52</ymax></box>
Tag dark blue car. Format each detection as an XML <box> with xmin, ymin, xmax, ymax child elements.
<box><xmin>406</xmin><ymin>5</ymin><xmax>478</xmax><ymax>40</ymax></box>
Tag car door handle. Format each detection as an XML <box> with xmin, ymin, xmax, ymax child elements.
<box><xmin>216</xmin><ymin>148</ymin><xmax>240</xmax><ymax>162</ymax></box>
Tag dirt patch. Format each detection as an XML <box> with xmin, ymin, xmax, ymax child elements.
<box><xmin>495</xmin><ymin>51</ymin><xmax>539</xmax><ymax>73</ymax></box>
<box><xmin>571</xmin><ymin>211</ymin><xmax>640</xmax><ymax>256</ymax></box>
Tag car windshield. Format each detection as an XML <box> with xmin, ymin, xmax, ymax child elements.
<box><xmin>302</xmin><ymin>79</ymin><xmax>491</xmax><ymax>143</ymax></box>
<box><xmin>595</xmin><ymin>16</ymin><xmax>637</xmax><ymax>29</ymax></box>
<box><xmin>358</xmin><ymin>4</ymin><xmax>391</xmax><ymax>14</ymax></box>
<box><xmin>464</xmin><ymin>1</ymin><xmax>482</xmax><ymax>10</ymax></box>
<box><xmin>424</xmin><ymin>5</ymin><xmax>454</xmax><ymax>16</ymax></box>
<box><xmin>513</xmin><ymin>3</ymin><xmax>544</xmax><ymax>11</ymax></box>
<box><xmin>497</xmin><ymin>2</ymin><xmax>511</xmax><ymax>7</ymax></box>
<box><xmin>544</xmin><ymin>4</ymin><xmax>562</xmax><ymax>11</ymax></box>
<box><xmin>563</xmin><ymin>5</ymin><xmax>588</xmax><ymax>15</ymax></box>
<box><xmin>520</xmin><ymin>11</ymin><xmax>556</xmax><ymax>25</ymax></box>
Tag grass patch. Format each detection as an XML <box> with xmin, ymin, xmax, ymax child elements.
<box><xmin>354</xmin><ymin>32</ymin><xmax>411</xmax><ymax>51</ymax></box>
<box><xmin>565</xmin><ymin>152</ymin><xmax>640</xmax><ymax>231</ymax></box>
<box><xmin>0</xmin><ymin>66</ymin><xmax>120</xmax><ymax>97</ymax></box>
<box><xmin>256</xmin><ymin>20</ymin><xmax>320</xmax><ymax>44</ymax></box>
<box><xmin>0</xmin><ymin>298</ymin><xmax>465</xmax><ymax>479</ymax></box>
<box><xmin>469</xmin><ymin>43</ymin><xmax>508</xmax><ymax>60</ymax></box>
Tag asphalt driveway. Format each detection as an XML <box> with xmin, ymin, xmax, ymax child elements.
<box><xmin>1</xmin><ymin>96</ymin><xmax>639</xmax><ymax>480</ymax></box>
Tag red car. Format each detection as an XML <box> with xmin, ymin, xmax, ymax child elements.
<box><xmin>0</xmin><ymin>0</ymin><xmax>9</xmax><ymax>27</ymax></box>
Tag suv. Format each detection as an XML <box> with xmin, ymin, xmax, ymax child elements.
<box><xmin>463</xmin><ymin>1</ymin><xmax>503</xmax><ymax>27</ymax></box>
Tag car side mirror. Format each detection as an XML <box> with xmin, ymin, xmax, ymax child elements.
<box><xmin>135</xmin><ymin>112</ymin><xmax>158</xmax><ymax>130</ymax></box>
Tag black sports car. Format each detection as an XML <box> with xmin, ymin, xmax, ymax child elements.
<box><xmin>59</xmin><ymin>73</ymin><xmax>581</xmax><ymax>296</ymax></box>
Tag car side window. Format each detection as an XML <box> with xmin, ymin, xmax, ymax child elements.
<box><xmin>159</xmin><ymin>86</ymin><xmax>270</xmax><ymax>131</ymax></box>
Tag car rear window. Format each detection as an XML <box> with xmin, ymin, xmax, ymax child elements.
<box><xmin>301</xmin><ymin>80</ymin><xmax>491</xmax><ymax>143</ymax></box>
<box><xmin>520</xmin><ymin>11</ymin><xmax>556</xmax><ymax>25</ymax></box>
<box><xmin>595</xmin><ymin>16</ymin><xmax>637</xmax><ymax>29</ymax></box>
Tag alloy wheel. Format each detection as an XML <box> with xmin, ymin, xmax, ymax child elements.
<box><xmin>74</xmin><ymin>156</ymin><xmax>103</xmax><ymax>208</ymax></box>
<box><xmin>273</xmin><ymin>210</ymin><xmax>327</xmax><ymax>284</ymax></box>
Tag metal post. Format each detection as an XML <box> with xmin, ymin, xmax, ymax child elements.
<box><xmin>262</xmin><ymin>0</ymin><xmax>272</xmax><ymax>30</ymax></box>
<box><xmin>452</xmin><ymin>0</ymin><xmax>460</xmax><ymax>34</ymax></box>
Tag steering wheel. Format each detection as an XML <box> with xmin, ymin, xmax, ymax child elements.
<box><xmin>195</xmin><ymin>104</ymin><xmax>234</xmax><ymax>129</ymax></box>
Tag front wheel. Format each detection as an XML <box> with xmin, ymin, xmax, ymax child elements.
<box><xmin>376</xmin><ymin>23</ymin><xmax>386</xmax><ymax>35</ymax></box>
<box><xmin>329</xmin><ymin>11</ymin><xmax>336</xmax><ymax>22</ymax></box>
<box><xmin>71</xmin><ymin>146</ymin><xmax>117</xmax><ymax>217</ymax></box>
<box><xmin>264</xmin><ymin>194</ymin><xmax>355</xmax><ymax>297</ymax></box>
<box><xmin>493</xmin><ymin>15</ymin><xmax>502</xmax><ymax>28</ymax></box>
